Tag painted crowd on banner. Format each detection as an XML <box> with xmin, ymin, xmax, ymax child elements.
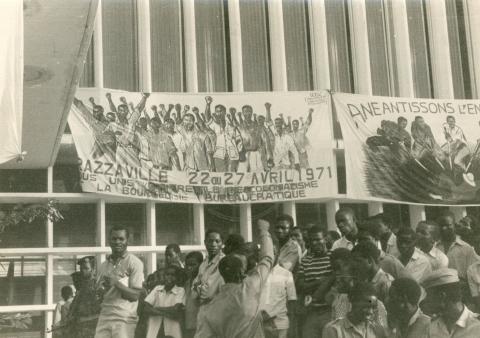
<box><xmin>68</xmin><ymin>90</ymin><xmax>335</xmax><ymax>203</ymax></box>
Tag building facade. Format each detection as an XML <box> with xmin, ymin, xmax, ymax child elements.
<box><xmin>1</xmin><ymin>0</ymin><xmax>480</xmax><ymax>336</ymax></box>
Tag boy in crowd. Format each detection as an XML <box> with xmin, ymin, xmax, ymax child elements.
<box><xmin>322</xmin><ymin>282</ymin><xmax>387</xmax><ymax>338</ymax></box>
<box><xmin>183</xmin><ymin>251</ymin><xmax>203</xmax><ymax>338</ymax></box>
<box><xmin>144</xmin><ymin>266</ymin><xmax>185</xmax><ymax>338</ymax></box>
<box><xmin>165</xmin><ymin>244</ymin><xmax>184</xmax><ymax>269</ymax></box>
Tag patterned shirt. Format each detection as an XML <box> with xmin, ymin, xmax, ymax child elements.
<box><xmin>297</xmin><ymin>251</ymin><xmax>332</xmax><ymax>307</ymax></box>
<box><xmin>192</xmin><ymin>252</ymin><xmax>225</xmax><ymax>303</ymax></box>
<box><xmin>278</xmin><ymin>238</ymin><xmax>301</xmax><ymax>272</ymax></box>
<box><xmin>371</xmin><ymin>268</ymin><xmax>394</xmax><ymax>303</ymax></box>
<box><xmin>437</xmin><ymin>236</ymin><xmax>479</xmax><ymax>279</ymax></box>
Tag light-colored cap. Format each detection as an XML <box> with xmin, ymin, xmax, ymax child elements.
<box><xmin>422</xmin><ymin>268</ymin><xmax>459</xmax><ymax>289</ymax></box>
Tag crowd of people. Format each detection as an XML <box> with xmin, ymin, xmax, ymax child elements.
<box><xmin>51</xmin><ymin>208</ymin><xmax>480</xmax><ymax>338</ymax></box>
<box><xmin>73</xmin><ymin>93</ymin><xmax>314</xmax><ymax>172</ymax></box>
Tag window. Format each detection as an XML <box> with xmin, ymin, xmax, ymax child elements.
<box><xmin>156</xmin><ymin>203</ymin><xmax>195</xmax><ymax>245</ymax></box>
<box><xmin>106</xmin><ymin>204</ymin><xmax>147</xmax><ymax>246</ymax></box>
<box><xmin>252</xmin><ymin>203</ymin><xmax>281</xmax><ymax>239</ymax></box>
<box><xmin>54</xmin><ymin>204</ymin><xmax>97</xmax><ymax>247</ymax></box>
<box><xmin>239</xmin><ymin>0</ymin><xmax>271</xmax><ymax>91</ymax></box>
<box><xmin>0</xmin><ymin>311</ymin><xmax>45</xmax><ymax>336</ymax></box>
<box><xmin>424</xmin><ymin>206</ymin><xmax>449</xmax><ymax>222</ymax></box>
<box><xmin>195</xmin><ymin>0</ymin><xmax>230</xmax><ymax>91</ymax></box>
<box><xmin>339</xmin><ymin>203</ymin><xmax>369</xmax><ymax>222</ymax></box>
<box><xmin>150</xmin><ymin>0</ymin><xmax>184</xmax><ymax>92</ymax></box>
<box><xmin>296</xmin><ymin>203</ymin><xmax>327</xmax><ymax>229</ymax></box>
<box><xmin>53</xmin><ymin>256</ymin><xmax>77</xmax><ymax>303</ymax></box>
<box><xmin>204</xmin><ymin>205</ymin><xmax>240</xmax><ymax>237</ymax></box>
<box><xmin>102</xmin><ymin>0</ymin><xmax>139</xmax><ymax>91</ymax></box>
<box><xmin>383</xmin><ymin>203</ymin><xmax>410</xmax><ymax>228</ymax></box>
<box><xmin>0</xmin><ymin>169</ymin><xmax>47</xmax><ymax>193</ymax></box>
<box><xmin>282</xmin><ymin>0</ymin><xmax>312</xmax><ymax>90</ymax></box>
<box><xmin>0</xmin><ymin>256</ymin><xmax>46</xmax><ymax>305</ymax></box>
<box><xmin>0</xmin><ymin>204</ymin><xmax>47</xmax><ymax>248</ymax></box>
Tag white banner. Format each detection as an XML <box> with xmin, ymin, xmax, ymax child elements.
<box><xmin>68</xmin><ymin>89</ymin><xmax>336</xmax><ymax>203</ymax></box>
<box><xmin>334</xmin><ymin>92</ymin><xmax>480</xmax><ymax>205</ymax></box>
<box><xmin>0</xmin><ymin>0</ymin><xmax>23</xmax><ymax>164</ymax></box>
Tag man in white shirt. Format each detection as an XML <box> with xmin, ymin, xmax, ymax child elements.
<box><xmin>271</xmin><ymin>118</ymin><xmax>300</xmax><ymax>170</ymax></box>
<box><xmin>332</xmin><ymin>208</ymin><xmax>359</xmax><ymax>251</ymax></box>
<box><xmin>396</xmin><ymin>227</ymin><xmax>432</xmax><ymax>282</ymax></box>
<box><xmin>416</xmin><ymin>221</ymin><xmax>448</xmax><ymax>270</ymax></box>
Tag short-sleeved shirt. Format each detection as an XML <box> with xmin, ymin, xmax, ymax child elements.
<box><xmin>396</xmin><ymin>248</ymin><xmax>432</xmax><ymax>282</ymax></box>
<box><xmin>194</xmin><ymin>243</ymin><xmax>274</xmax><ymax>338</ymax></box>
<box><xmin>297</xmin><ymin>251</ymin><xmax>332</xmax><ymax>307</ymax></box>
<box><xmin>384</xmin><ymin>233</ymin><xmax>400</xmax><ymax>257</ymax></box>
<box><xmin>467</xmin><ymin>261</ymin><xmax>480</xmax><ymax>297</ymax></box>
<box><xmin>379</xmin><ymin>251</ymin><xmax>410</xmax><ymax>279</ymax></box>
<box><xmin>261</xmin><ymin>264</ymin><xmax>297</xmax><ymax>330</ymax></box>
<box><xmin>331</xmin><ymin>293</ymin><xmax>388</xmax><ymax>329</ymax></box>
<box><xmin>278</xmin><ymin>238</ymin><xmax>301</xmax><ymax>272</ymax></box>
<box><xmin>371</xmin><ymin>268</ymin><xmax>394</xmax><ymax>303</ymax></box>
<box><xmin>145</xmin><ymin>285</ymin><xmax>185</xmax><ymax>338</ymax></box>
<box><xmin>437</xmin><ymin>237</ymin><xmax>479</xmax><ymax>279</ymax></box>
<box><xmin>322</xmin><ymin>317</ymin><xmax>387</xmax><ymax>338</ymax></box>
<box><xmin>424</xmin><ymin>245</ymin><xmax>449</xmax><ymax>271</ymax></box>
<box><xmin>391</xmin><ymin>308</ymin><xmax>430</xmax><ymax>338</ymax></box>
<box><xmin>96</xmin><ymin>252</ymin><xmax>144</xmax><ymax>323</ymax></box>
<box><xmin>192</xmin><ymin>252</ymin><xmax>225</xmax><ymax>304</ymax></box>
<box><xmin>427</xmin><ymin>306</ymin><xmax>480</xmax><ymax>338</ymax></box>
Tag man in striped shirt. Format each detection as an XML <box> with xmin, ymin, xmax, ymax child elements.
<box><xmin>296</xmin><ymin>227</ymin><xmax>334</xmax><ymax>337</ymax></box>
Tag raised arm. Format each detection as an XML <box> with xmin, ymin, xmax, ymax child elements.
<box><xmin>165</xmin><ymin>104</ymin><xmax>174</xmax><ymax>121</ymax></box>
<box><xmin>106</xmin><ymin>93</ymin><xmax>117</xmax><ymax>113</ymax></box>
<box><xmin>306</xmin><ymin>108</ymin><xmax>313</xmax><ymax>127</ymax></box>
<box><xmin>135</xmin><ymin>92</ymin><xmax>150</xmax><ymax>113</ymax></box>
<box><xmin>245</xmin><ymin>219</ymin><xmax>274</xmax><ymax>292</ymax></box>
<box><xmin>204</xmin><ymin>96</ymin><xmax>213</xmax><ymax>122</ymax></box>
<box><xmin>265</xmin><ymin>102</ymin><xmax>272</xmax><ymax>123</ymax></box>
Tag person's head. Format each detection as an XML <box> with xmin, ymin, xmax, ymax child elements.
<box><xmin>348</xmin><ymin>282</ymin><xmax>378</xmax><ymax>324</ymax></box>
<box><xmin>289</xmin><ymin>227</ymin><xmax>305</xmax><ymax>251</ymax></box>
<box><xmin>396</xmin><ymin>227</ymin><xmax>417</xmax><ymax>259</ymax></box>
<box><xmin>274</xmin><ymin>118</ymin><xmax>284</xmax><ymax>134</ymax></box>
<box><xmin>77</xmin><ymin>256</ymin><xmax>96</xmax><ymax>278</ymax></box>
<box><xmin>422</xmin><ymin>268</ymin><xmax>462</xmax><ymax>316</ymax></box>
<box><xmin>70</xmin><ymin>271</ymin><xmax>82</xmax><ymax>291</ymax></box>
<box><xmin>335</xmin><ymin>259</ymin><xmax>355</xmax><ymax>293</ymax></box>
<box><xmin>117</xmin><ymin>104</ymin><xmax>129</xmax><ymax>118</ymax></box>
<box><xmin>308</xmin><ymin>226</ymin><xmax>327</xmax><ymax>256</ymax></box>
<box><xmin>224</xmin><ymin>234</ymin><xmax>246</xmax><ymax>255</ymax></box>
<box><xmin>368</xmin><ymin>213</ymin><xmax>393</xmax><ymax>241</ymax></box>
<box><xmin>416</xmin><ymin>221</ymin><xmax>439</xmax><ymax>253</ymax></box>
<box><xmin>335</xmin><ymin>208</ymin><xmax>358</xmax><ymax>241</ymax></box>
<box><xmin>356</xmin><ymin>226</ymin><xmax>377</xmax><ymax>245</ymax></box>
<box><xmin>155</xmin><ymin>268</ymin><xmax>166</xmax><ymax>286</ymax></box>
<box><xmin>164</xmin><ymin>118</ymin><xmax>175</xmax><ymax>133</ymax></box>
<box><xmin>204</xmin><ymin>229</ymin><xmax>223</xmax><ymax>258</ymax></box>
<box><xmin>219</xmin><ymin>254</ymin><xmax>247</xmax><ymax>284</ymax></box>
<box><xmin>145</xmin><ymin>272</ymin><xmax>159</xmax><ymax>291</ymax></box>
<box><xmin>275</xmin><ymin>214</ymin><xmax>294</xmax><ymax>242</ymax></box>
<box><xmin>398</xmin><ymin>117</ymin><xmax>408</xmax><ymax>130</ymax></box>
<box><xmin>214</xmin><ymin>104</ymin><xmax>226</xmax><ymax>120</ymax></box>
<box><xmin>351</xmin><ymin>241</ymin><xmax>380</xmax><ymax>281</ymax></box>
<box><xmin>241</xmin><ymin>242</ymin><xmax>260</xmax><ymax>272</ymax></box>
<box><xmin>437</xmin><ymin>211</ymin><xmax>456</xmax><ymax>242</ymax></box>
<box><xmin>185</xmin><ymin>251</ymin><xmax>203</xmax><ymax>279</ymax></box>
<box><xmin>415</xmin><ymin>116</ymin><xmax>425</xmax><ymax>127</ymax></box>
<box><xmin>165</xmin><ymin>243</ymin><xmax>182</xmax><ymax>267</ymax></box>
<box><xmin>330</xmin><ymin>248</ymin><xmax>352</xmax><ymax>273</ymax></box>
<box><xmin>109</xmin><ymin>225</ymin><xmax>130</xmax><ymax>257</ymax></box>
<box><xmin>446</xmin><ymin>116</ymin><xmax>456</xmax><ymax>128</ymax></box>
<box><xmin>106</xmin><ymin>112</ymin><xmax>116</xmax><ymax>122</ymax></box>
<box><xmin>150</xmin><ymin>118</ymin><xmax>160</xmax><ymax>132</ymax></box>
<box><xmin>292</xmin><ymin>119</ymin><xmax>299</xmax><ymax>131</ymax></box>
<box><xmin>257</xmin><ymin>115</ymin><xmax>265</xmax><ymax>126</ymax></box>
<box><xmin>388</xmin><ymin>278</ymin><xmax>422</xmax><ymax>322</ymax></box>
<box><xmin>139</xmin><ymin>117</ymin><xmax>148</xmax><ymax>130</ymax></box>
<box><xmin>61</xmin><ymin>285</ymin><xmax>74</xmax><ymax>301</ymax></box>
<box><xmin>93</xmin><ymin>105</ymin><xmax>105</xmax><ymax>121</ymax></box>
<box><xmin>325</xmin><ymin>230</ymin><xmax>341</xmax><ymax>250</ymax></box>
<box><xmin>164</xmin><ymin>265</ymin><xmax>182</xmax><ymax>290</ymax></box>
<box><xmin>183</xmin><ymin>113</ymin><xmax>195</xmax><ymax>131</ymax></box>
<box><xmin>242</xmin><ymin>105</ymin><xmax>253</xmax><ymax>120</ymax></box>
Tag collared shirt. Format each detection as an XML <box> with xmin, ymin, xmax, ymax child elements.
<box><xmin>331</xmin><ymin>293</ymin><xmax>388</xmax><ymax>330</ymax></box>
<box><xmin>145</xmin><ymin>285</ymin><xmax>185</xmax><ymax>338</ymax></box>
<box><xmin>445</xmin><ymin>125</ymin><xmax>467</xmax><ymax>143</ymax></box>
<box><xmin>379</xmin><ymin>251</ymin><xmax>411</xmax><ymax>279</ymax></box>
<box><xmin>427</xmin><ymin>306</ymin><xmax>480</xmax><ymax>338</ymax></box>
<box><xmin>260</xmin><ymin>265</ymin><xmax>297</xmax><ymax>330</ymax></box>
<box><xmin>96</xmin><ymin>252</ymin><xmax>144</xmax><ymax>323</ymax></box>
<box><xmin>371</xmin><ymin>268</ymin><xmax>394</xmax><ymax>302</ymax></box>
<box><xmin>192</xmin><ymin>252</ymin><xmax>225</xmax><ymax>303</ymax></box>
<box><xmin>322</xmin><ymin>317</ymin><xmax>387</xmax><ymax>338</ymax></box>
<box><xmin>148</xmin><ymin>129</ymin><xmax>177</xmax><ymax>167</ymax></box>
<box><xmin>437</xmin><ymin>236</ymin><xmax>479</xmax><ymax>279</ymax></box>
<box><xmin>467</xmin><ymin>261</ymin><xmax>480</xmax><ymax>297</ymax></box>
<box><xmin>391</xmin><ymin>308</ymin><xmax>430</xmax><ymax>338</ymax></box>
<box><xmin>331</xmin><ymin>237</ymin><xmax>355</xmax><ymax>251</ymax></box>
<box><xmin>207</xmin><ymin>120</ymin><xmax>241</xmax><ymax>160</ymax></box>
<box><xmin>278</xmin><ymin>238</ymin><xmax>301</xmax><ymax>272</ymax></box>
<box><xmin>194</xmin><ymin>246</ymin><xmax>274</xmax><ymax>338</ymax></box>
<box><xmin>272</xmin><ymin>132</ymin><xmax>299</xmax><ymax>168</ymax></box>
<box><xmin>178</xmin><ymin>126</ymin><xmax>213</xmax><ymax>171</ymax></box>
<box><xmin>397</xmin><ymin>248</ymin><xmax>432</xmax><ymax>282</ymax></box>
<box><xmin>385</xmin><ymin>233</ymin><xmax>400</xmax><ymax>257</ymax></box>
<box><xmin>424</xmin><ymin>245</ymin><xmax>449</xmax><ymax>271</ymax></box>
